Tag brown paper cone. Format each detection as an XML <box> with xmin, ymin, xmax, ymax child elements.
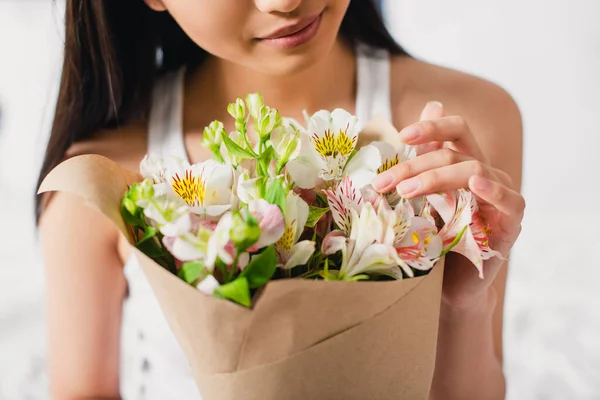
<box><xmin>39</xmin><ymin>117</ymin><xmax>443</xmax><ymax>399</ymax></box>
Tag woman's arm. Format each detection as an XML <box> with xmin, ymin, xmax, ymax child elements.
<box><xmin>40</xmin><ymin>191</ymin><xmax>127</xmax><ymax>400</ymax></box>
<box><xmin>389</xmin><ymin>60</ymin><xmax>524</xmax><ymax>399</ymax></box>
<box><xmin>431</xmin><ymin>281</ymin><xmax>506</xmax><ymax>400</ymax></box>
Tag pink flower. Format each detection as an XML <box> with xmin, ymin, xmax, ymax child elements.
<box><xmin>426</xmin><ymin>189</ymin><xmax>501</xmax><ymax>278</ymax></box>
<box><xmin>248</xmin><ymin>199</ymin><xmax>286</xmax><ymax>250</ymax></box>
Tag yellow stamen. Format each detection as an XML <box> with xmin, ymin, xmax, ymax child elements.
<box><xmin>377</xmin><ymin>155</ymin><xmax>400</xmax><ymax>173</ymax></box>
<box><xmin>312</xmin><ymin>130</ymin><xmax>337</xmax><ymax>157</ymax></box>
<box><xmin>335</xmin><ymin>131</ymin><xmax>355</xmax><ymax>157</ymax></box>
<box><xmin>171</xmin><ymin>170</ymin><xmax>205</xmax><ymax>206</ymax></box>
<box><xmin>412</xmin><ymin>232</ymin><xmax>420</xmax><ymax>244</ymax></box>
<box><xmin>424</xmin><ymin>236</ymin><xmax>431</xmax><ymax>245</ymax></box>
<box><xmin>276</xmin><ymin>224</ymin><xmax>296</xmax><ymax>250</ymax></box>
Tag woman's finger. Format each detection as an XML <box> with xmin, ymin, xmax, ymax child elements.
<box><xmin>468</xmin><ymin>175</ymin><xmax>525</xmax><ymax>237</ymax></box>
<box><xmin>394</xmin><ymin>159</ymin><xmax>498</xmax><ymax>198</ymax></box>
<box><xmin>416</xmin><ymin>101</ymin><xmax>445</xmax><ymax>156</ymax></box>
<box><xmin>399</xmin><ymin>115</ymin><xmax>487</xmax><ymax>162</ymax></box>
<box><xmin>372</xmin><ymin>148</ymin><xmax>474</xmax><ymax>193</ymax></box>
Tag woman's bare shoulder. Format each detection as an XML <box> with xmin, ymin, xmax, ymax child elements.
<box><xmin>66</xmin><ymin>120</ymin><xmax>148</xmax><ymax>172</ymax></box>
<box><xmin>44</xmin><ymin>121</ymin><xmax>148</xmax><ymax>262</ymax></box>
<box><xmin>390</xmin><ymin>56</ymin><xmax>522</xmax><ymax>178</ymax></box>
<box><xmin>390</xmin><ymin>57</ymin><xmax>521</xmax><ymax>130</ymax></box>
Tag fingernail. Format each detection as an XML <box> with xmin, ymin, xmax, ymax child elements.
<box><xmin>472</xmin><ymin>176</ymin><xmax>491</xmax><ymax>191</ymax></box>
<box><xmin>400</xmin><ymin>126</ymin><xmax>421</xmax><ymax>143</ymax></box>
<box><xmin>429</xmin><ymin>101</ymin><xmax>443</xmax><ymax>109</ymax></box>
<box><xmin>372</xmin><ymin>173</ymin><xmax>394</xmax><ymax>191</ymax></box>
<box><xmin>397</xmin><ymin>177</ymin><xmax>421</xmax><ymax>196</ymax></box>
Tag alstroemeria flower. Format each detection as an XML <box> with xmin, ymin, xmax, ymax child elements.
<box><xmin>142</xmin><ymin>196</ymin><xmax>192</xmax><ymax>236</ymax></box>
<box><xmin>325</xmin><ymin>178</ymin><xmax>397</xmax><ymax>234</ymax></box>
<box><xmin>162</xmin><ymin>158</ymin><xmax>234</xmax><ymax>218</ymax></box>
<box><xmin>205</xmin><ymin>212</ymin><xmax>235</xmax><ymax>269</ymax></box>
<box><xmin>394</xmin><ymin>219</ymin><xmax>443</xmax><ymax>275</ymax></box>
<box><xmin>236</xmin><ymin>173</ymin><xmax>261</xmax><ymax>204</ymax></box>
<box><xmin>164</xmin><ymin>223</ymin><xmax>214</xmax><ymax>264</ymax></box>
<box><xmin>285</xmin><ymin>130</ymin><xmax>326</xmax><ymax>189</ymax></box>
<box><xmin>287</xmin><ymin>109</ymin><xmax>381</xmax><ymax>189</ymax></box>
<box><xmin>427</xmin><ymin>189</ymin><xmax>501</xmax><ymax>278</ymax></box>
<box><xmin>324</xmin><ymin>176</ymin><xmax>364</xmax><ymax>233</ymax></box>
<box><xmin>322</xmin><ymin>203</ymin><xmax>403</xmax><ymax>280</ymax></box>
<box><xmin>371</xmin><ymin>141</ymin><xmax>416</xmax><ymax>204</ymax></box>
<box><xmin>275</xmin><ymin>192</ymin><xmax>316</xmax><ymax>269</ymax></box>
<box><xmin>140</xmin><ymin>155</ymin><xmax>166</xmax><ymax>185</ymax></box>
<box><xmin>309</xmin><ymin>109</ymin><xmax>382</xmax><ymax>188</ymax></box>
<box><xmin>247</xmin><ymin>199</ymin><xmax>286</xmax><ymax>250</ymax></box>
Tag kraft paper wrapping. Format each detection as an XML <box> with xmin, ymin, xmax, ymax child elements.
<box><xmin>39</xmin><ymin>116</ymin><xmax>444</xmax><ymax>399</ymax></box>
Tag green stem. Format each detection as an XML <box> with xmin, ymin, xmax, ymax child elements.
<box><xmin>227</xmin><ymin>253</ymin><xmax>240</xmax><ymax>283</ymax></box>
<box><xmin>239</xmin><ymin>122</ymin><xmax>259</xmax><ymax>158</ymax></box>
<box><xmin>440</xmin><ymin>225</ymin><xmax>469</xmax><ymax>257</ymax></box>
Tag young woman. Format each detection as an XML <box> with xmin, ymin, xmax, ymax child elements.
<box><xmin>37</xmin><ymin>1</ymin><xmax>524</xmax><ymax>399</ymax></box>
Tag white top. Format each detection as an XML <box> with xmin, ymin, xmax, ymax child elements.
<box><xmin>120</xmin><ymin>47</ymin><xmax>393</xmax><ymax>400</ymax></box>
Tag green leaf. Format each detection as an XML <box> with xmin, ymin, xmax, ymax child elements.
<box><xmin>122</xmin><ymin>197</ymin><xmax>138</xmax><ymax>216</ymax></box>
<box><xmin>240</xmin><ymin>245</ymin><xmax>278</xmax><ymax>289</ymax></box>
<box><xmin>305</xmin><ymin>206</ymin><xmax>329</xmax><ymax>228</ymax></box>
<box><xmin>221</xmin><ymin>131</ymin><xmax>257</xmax><ymax>159</ymax></box>
<box><xmin>135</xmin><ymin>236</ymin><xmax>165</xmax><ymax>259</ymax></box>
<box><xmin>121</xmin><ymin>200</ymin><xmax>144</xmax><ymax>227</ymax></box>
<box><xmin>440</xmin><ymin>225</ymin><xmax>468</xmax><ymax>257</ymax></box>
<box><xmin>213</xmin><ymin>276</ymin><xmax>252</xmax><ymax>307</ymax></box>
<box><xmin>137</xmin><ymin>226</ymin><xmax>157</xmax><ymax>245</ymax></box>
<box><xmin>178</xmin><ymin>261</ymin><xmax>206</xmax><ymax>284</ymax></box>
<box><xmin>264</xmin><ymin>179</ymin><xmax>286</xmax><ymax>213</ymax></box>
<box><xmin>346</xmin><ymin>274</ymin><xmax>370</xmax><ymax>282</ymax></box>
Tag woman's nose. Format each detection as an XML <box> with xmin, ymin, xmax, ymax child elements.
<box><xmin>254</xmin><ymin>0</ymin><xmax>303</xmax><ymax>14</ymax></box>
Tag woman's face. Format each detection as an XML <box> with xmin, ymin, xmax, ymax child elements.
<box><xmin>147</xmin><ymin>0</ymin><xmax>351</xmax><ymax>75</ymax></box>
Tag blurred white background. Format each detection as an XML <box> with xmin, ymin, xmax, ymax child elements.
<box><xmin>0</xmin><ymin>1</ymin><xmax>598</xmax><ymax>399</ymax></box>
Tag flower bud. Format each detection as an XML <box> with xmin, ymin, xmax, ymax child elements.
<box><xmin>259</xmin><ymin>106</ymin><xmax>281</xmax><ymax>138</ymax></box>
<box><xmin>230</xmin><ymin>209</ymin><xmax>261</xmax><ymax>253</ymax></box>
<box><xmin>227</xmin><ymin>98</ymin><xmax>246</xmax><ymax>121</ymax></box>
<box><xmin>128</xmin><ymin>179</ymin><xmax>155</xmax><ymax>208</ymax></box>
<box><xmin>246</xmin><ymin>93</ymin><xmax>265</xmax><ymax>120</ymax></box>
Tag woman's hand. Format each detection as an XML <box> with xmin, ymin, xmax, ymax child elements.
<box><xmin>372</xmin><ymin>101</ymin><xmax>525</xmax><ymax>310</ymax></box>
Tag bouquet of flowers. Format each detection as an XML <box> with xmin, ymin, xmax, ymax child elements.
<box><xmin>40</xmin><ymin>94</ymin><xmax>499</xmax><ymax>400</ymax></box>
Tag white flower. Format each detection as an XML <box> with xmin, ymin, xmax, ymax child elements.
<box><xmin>206</xmin><ymin>212</ymin><xmax>235</xmax><ymax>269</ymax></box>
<box><xmin>389</xmin><ymin>197</ymin><xmax>442</xmax><ymax>274</ymax></box>
<box><xmin>426</xmin><ymin>189</ymin><xmax>501</xmax><ymax>278</ymax></box>
<box><xmin>140</xmin><ymin>155</ymin><xmax>166</xmax><ymax>185</ymax></box>
<box><xmin>196</xmin><ymin>275</ymin><xmax>220</xmax><ymax>296</ymax></box>
<box><xmin>324</xmin><ymin>176</ymin><xmax>364</xmax><ymax>233</ymax></box>
<box><xmin>275</xmin><ymin>192</ymin><xmax>316</xmax><ymax>269</ymax></box>
<box><xmin>289</xmin><ymin>109</ymin><xmax>381</xmax><ymax>189</ymax></box>
<box><xmin>142</xmin><ymin>197</ymin><xmax>192</xmax><ymax>236</ymax></box>
<box><xmin>285</xmin><ymin>130</ymin><xmax>326</xmax><ymax>189</ymax></box>
<box><xmin>322</xmin><ymin>203</ymin><xmax>403</xmax><ymax>280</ymax></box>
<box><xmin>371</xmin><ymin>141</ymin><xmax>416</xmax><ymax>203</ymax></box>
<box><xmin>164</xmin><ymin>158</ymin><xmax>234</xmax><ymax>217</ymax></box>
<box><xmin>236</xmin><ymin>172</ymin><xmax>261</xmax><ymax>204</ymax></box>
<box><xmin>164</xmin><ymin>224</ymin><xmax>213</xmax><ymax>263</ymax></box>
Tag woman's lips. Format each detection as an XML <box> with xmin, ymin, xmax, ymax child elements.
<box><xmin>259</xmin><ymin>13</ymin><xmax>322</xmax><ymax>50</ymax></box>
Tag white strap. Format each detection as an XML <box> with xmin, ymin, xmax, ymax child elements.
<box><xmin>147</xmin><ymin>68</ymin><xmax>188</xmax><ymax>160</ymax></box>
<box><xmin>147</xmin><ymin>50</ymin><xmax>393</xmax><ymax>161</ymax></box>
<box><xmin>355</xmin><ymin>48</ymin><xmax>392</xmax><ymax>127</ymax></box>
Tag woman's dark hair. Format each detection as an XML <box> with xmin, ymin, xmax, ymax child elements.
<box><xmin>35</xmin><ymin>0</ymin><xmax>408</xmax><ymax>221</ymax></box>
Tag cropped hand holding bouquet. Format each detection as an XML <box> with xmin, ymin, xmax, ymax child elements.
<box><xmin>40</xmin><ymin>94</ymin><xmax>500</xmax><ymax>400</ymax></box>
